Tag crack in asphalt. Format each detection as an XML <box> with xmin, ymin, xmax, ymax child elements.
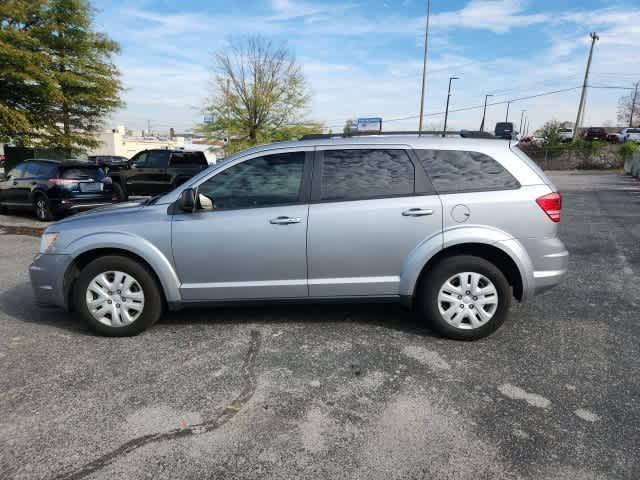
<box><xmin>50</xmin><ymin>330</ymin><xmax>262</xmax><ymax>480</ymax></box>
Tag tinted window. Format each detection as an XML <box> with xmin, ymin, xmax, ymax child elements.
<box><xmin>146</xmin><ymin>150</ymin><xmax>170</xmax><ymax>168</ymax></box>
<box><xmin>62</xmin><ymin>167</ymin><xmax>105</xmax><ymax>180</ymax></box>
<box><xmin>8</xmin><ymin>164</ymin><xmax>26</xmax><ymax>178</ymax></box>
<box><xmin>414</xmin><ymin>150</ymin><xmax>519</xmax><ymax>193</ymax></box>
<box><xmin>197</xmin><ymin>151</ymin><xmax>305</xmax><ymax>210</ymax></box>
<box><xmin>170</xmin><ymin>152</ymin><xmax>207</xmax><ymax>166</ymax></box>
<box><xmin>33</xmin><ymin>163</ymin><xmax>59</xmax><ymax>178</ymax></box>
<box><xmin>629</xmin><ymin>129</ymin><xmax>640</xmax><ymax>134</ymax></box>
<box><xmin>320</xmin><ymin>149</ymin><xmax>414</xmax><ymax>201</ymax></box>
<box><xmin>23</xmin><ymin>162</ymin><xmax>42</xmax><ymax>177</ymax></box>
<box><xmin>130</xmin><ymin>151</ymin><xmax>148</xmax><ymax>166</ymax></box>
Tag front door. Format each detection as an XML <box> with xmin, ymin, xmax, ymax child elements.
<box><xmin>126</xmin><ymin>151</ymin><xmax>169</xmax><ymax>196</ymax></box>
<box><xmin>172</xmin><ymin>149</ymin><xmax>312</xmax><ymax>301</ymax></box>
<box><xmin>307</xmin><ymin>147</ymin><xmax>443</xmax><ymax>297</ymax></box>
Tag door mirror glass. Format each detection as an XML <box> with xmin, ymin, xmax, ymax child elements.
<box><xmin>179</xmin><ymin>188</ymin><xmax>196</xmax><ymax>212</ymax></box>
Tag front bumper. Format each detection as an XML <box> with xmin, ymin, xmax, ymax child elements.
<box><xmin>29</xmin><ymin>253</ymin><xmax>74</xmax><ymax>310</ymax></box>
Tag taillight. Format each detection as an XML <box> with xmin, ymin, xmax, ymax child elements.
<box><xmin>536</xmin><ymin>192</ymin><xmax>562</xmax><ymax>223</ymax></box>
<box><xmin>48</xmin><ymin>178</ymin><xmax>78</xmax><ymax>185</ymax></box>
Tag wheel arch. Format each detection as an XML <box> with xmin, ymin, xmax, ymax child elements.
<box><xmin>62</xmin><ymin>235</ymin><xmax>182</xmax><ymax>310</ymax></box>
<box><xmin>400</xmin><ymin>227</ymin><xmax>533</xmax><ymax>305</ymax></box>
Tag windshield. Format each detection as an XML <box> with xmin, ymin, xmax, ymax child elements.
<box><xmin>62</xmin><ymin>167</ymin><xmax>106</xmax><ymax>180</ymax></box>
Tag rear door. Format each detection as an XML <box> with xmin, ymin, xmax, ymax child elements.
<box><xmin>1</xmin><ymin>164</ymin><xmax>27</xmax><ymax>205</ymax></box>
<box><xmin>307</xmin><ymin>146</ymin><xmax>443</xmax><ymax>297</ymax></box>
<box><xmin>16</xmin><ymin>162</ymin><xmax>41</xmax><ymax>205</ymax></box>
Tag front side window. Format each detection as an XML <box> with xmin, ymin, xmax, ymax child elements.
<box><xmin>319</xmin><ymin>149</ymin><xmax>414</xmax><ymax>201</ymax></box>
<box><xmin>130</xmin><ymin>152</ymin><xmax>148</xmax><ymax>167</ymax></box>
<box><xmin>170</xmin><ymin>152</ymin><xmax>206</xmax><ymax>166</ymax></box>
<box><xmin>414</xmin><ymin>149</ymin><xmax>520</xmax><ymax>194</ymax></box>
<box><xmin>8</xmin><ymin>164</ymin><xmax>26</xmax><ymax>178</ymax></box>
<box><xmin>23</xmin><ymin>162</ymin><xmax>42</xmax><ymax>177</ymax></box>
<box><xmin>197</xmin><ymin>151</ymin><xmax>305</xmax><ymax>210</ymax></box>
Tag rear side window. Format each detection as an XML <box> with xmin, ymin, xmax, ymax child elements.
<box><xmin>62</xmin><ymin>167</ymin><xmax>105</xmax><ymax>180</ymax></box>
<box><xmin>145</xmin><ymin>150</ymin><xmax>170</xmax><ymax>168</ymax></box>
<box><xmin>8</xmin><ymin>164</ymin><xmax>26</xmax><ymax>178</ymax></box>
<box><xmin>169</xmin><ymin>152</ymin><xmax>207</xmax><ymax>166</ymax></box>
<box><xmin>319</xmin><ymin>149</ymin><xmax>414</xmax><ymax>201</ymax></box>
<box><xmin>414</xmin><ymin>149</ymin><xmax>519</xmax><ymax>194</ymax></box>
<box><xmin>34</xmin><ymin>163</ymin><xmax>59</xmax><ymax>178</ymax></box>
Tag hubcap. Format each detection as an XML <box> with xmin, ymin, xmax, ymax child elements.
<box><xmin>36</xmin><ymin>200</ymin><xmax>46</xmax><ymax>219</ymax></box>
<box><xmin>85</xmin><ymin>271</ymin><xmax>145</xmax><ymax>327</ymax></box>
<box><xmin>437</xmin><ymin>272</ymin><xmax>498</xmax><ymax>329</ymax></box>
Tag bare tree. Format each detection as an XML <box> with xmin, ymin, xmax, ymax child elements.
<box><xmin>617</xmin><ymin>82</ymin><xmax>640</xmax><ymax>127</ymax></box>
<box><xmin>203</xmin><ymin>36</ymin><xmax>320</xmax><ymax>152</ymax></box>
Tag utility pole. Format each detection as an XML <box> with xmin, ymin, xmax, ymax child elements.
<box><xmin>505</xmin><ymin>101</ymin><xmax>511</xmax><ymax>122</ymax></box>
<box><xmin>442</xmin><ymin>76</ymin><xmax>459</xmax><ymax>137</ymax></box>
<box><xmin>417</xmin><ymin>0</ymin><xmax>431</xmax><ymax>136</ymax></box>
<box><xmin>629</xmin><ymin>81</ymin><xmax>639</xmax><ymax>127</ymax></box>
<box><xmin>573</xmin><ymin>32</ymin><xmax>599</xmax><ymax>140</ymax></box>
<box><xmin>519</xmin><ymin>109</ymin><xmax>526</xmax><ymax>137</ymax></box>
<box><xmin>479</xmin><ymin>94</ymin><xmax>493</xmax><ymax>132</ymax></box>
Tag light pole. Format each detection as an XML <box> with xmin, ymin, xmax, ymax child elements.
<box><xmin>479</xmin><ymin>94</ymin><xmax>493</xmax><ymax>132</ymax></box>
<box><xmin>519</xmin><ymin>109</ymin><xmax>526</xmax><ymax>138</ymax></box>
<box><xmin>442</xmin><ymin>76</ymin><xmax>459</xmax><ymax>137</ymax></box>
<box><xmin>417</xmin><ymin>0</ymin><xmax>432</xmax><ymax>136</ymax></box>
<box><xmin>505</xmin><ymin>101</ymin><xmax>511</xmax><ymax>123</ymax></box>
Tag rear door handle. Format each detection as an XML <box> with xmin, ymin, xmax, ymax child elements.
<box><xmin>270</xmin><ymin>216</ymin><xmax>301</xmax><ymax>225</ymax></box>
<box><xmin>402</xmin><ymin>208</ymin><xmax>434</xmax><ymax>217</ymax></box>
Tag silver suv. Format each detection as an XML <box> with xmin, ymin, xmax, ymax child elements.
<box><xmin>30</xmin><ymin>134</ymin><xmax>568</xmax><ymax>340</ymax></box>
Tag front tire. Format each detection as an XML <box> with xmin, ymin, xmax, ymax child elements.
<box><xmin>417</xmin><ymin>255</ymin><xmax>511</xmax><ymax>340</ymax></box>
<box><xmin>74</xmin><ymin>255</ymin><xmax>163</xmax><ymax>336</ymax></box>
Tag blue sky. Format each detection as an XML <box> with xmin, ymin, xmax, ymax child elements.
<box><xmin>92</xmin><ymin>0</ymin><xmax>640</xmax><ymax>133</ymax></box>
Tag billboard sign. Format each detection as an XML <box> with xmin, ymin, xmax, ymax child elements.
<box><xmin>356</xmin><ymin>117</ymin><xmax>382</xmax><ymax>132</ymax></box>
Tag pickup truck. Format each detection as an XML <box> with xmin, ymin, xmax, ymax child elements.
<box><xmin>108</xmin><ymin>149</ymin><xmax>209</xmax><ymax>200</ymax></box>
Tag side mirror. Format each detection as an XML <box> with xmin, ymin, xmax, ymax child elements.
<box><xmin>178</xmin><ymin>188</ymin><xmax>196</xmax><ymax>212</ymax></box>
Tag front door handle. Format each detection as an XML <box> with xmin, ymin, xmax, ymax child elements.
<box><xmin>270</xmin><ymin>216</ymin><xmax>301</xmax><ymax>225</ymax></box>
<box><xmin>402</xmin><ymin>208</ymin><xmax>434</xmax><ymax>217</ymax></box>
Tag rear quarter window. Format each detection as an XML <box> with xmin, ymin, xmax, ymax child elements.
<box><xmin>414</xmin><ymin>149</ymin><xmax>520</xmax><ymax>194</ymax></box>
<box><xmin>169</xmin><ymin>152</ymin><xmax>207</xmax><ymax>167</ymax></box>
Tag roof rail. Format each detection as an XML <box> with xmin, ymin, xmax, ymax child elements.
<box><xmin>300</xmin><ymin>130</ymin><xmax>499</xmax><ymax>140</ymax></box>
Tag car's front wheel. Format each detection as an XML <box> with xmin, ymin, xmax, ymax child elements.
<box><xmin>418</xmin><ymin>255</ymin><xmax>511</xmax><ymax>340</ymax></box>
<box><xmin>74</xmin><ymin>255</ymin><xmax>163</xmax><ymax>336</ymax></box>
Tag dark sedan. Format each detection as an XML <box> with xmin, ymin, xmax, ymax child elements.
<box><xmin>0</xmin><ymin>159</ymin><xmax>118</xmax><ymax>221</ymax></box>
<box><xmin>583</xmin><ymin>127</ymin><xmax>608</xmax><ymax>141</ymax></box>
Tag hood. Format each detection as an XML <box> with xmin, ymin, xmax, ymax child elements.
<box><xmin>53</xmin><ymin>200</ymin><xmax>146</xmax><ymax>226</ymax></box>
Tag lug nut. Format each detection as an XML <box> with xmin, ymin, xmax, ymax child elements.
<box><xmin>458</xmin><ymin>295</ymin><xmax>462</xmax><ymax>299</ymax></box>
<box><xmin>473</xmin><ymin>296</ymin><xmax>478</xmax><ymax>301</ymax></box>
<box><xmin>116</xmin><ymin>304</ymin><xmax>120</xmax><ymax>308</ymax></box>
<box><xmin>469</xmin><ymin>305</ymin><xmax>474</xmax><ymax>309</ymax></box>
<box><xmin>465</xmin><ymin>291</ymin><xmax>470</xmax><ymax>295</ymax></box>
<box><xmin>121</xmin><ymin>297</ymin><xmax>126</xmax><ymax>302</ymax></box>
<box><xmin>107</xmin><ymin>300</ymin><xmax>112</xmax><ymax>304</ymax></box>
<box><xmin>117</xmin><ymin>290</ymin><xmax>121</xmax><ymax>294</ymax></box>
<box><xmin>460</xmin><ymin>304</ymin><xmax>464</xmax><ymax>308</ymax></box>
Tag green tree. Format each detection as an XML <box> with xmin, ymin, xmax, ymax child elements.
<box><xmin>538</xmin><ymin>119</ymin><xmax>565</xmax><ymax>146</ymax></box>
<box><xmin>0</xmin><ymin>0</ymin><xmax>122</xmax><ymax>154</ymax></box>
<box><xmin>202</xmin><ymin>36</ymin><xmax>320</xmax><ymax>153</ymax></box>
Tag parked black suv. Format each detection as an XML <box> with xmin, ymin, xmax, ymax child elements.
<box><xmin>0</xmin><ymin>159</ymin><xmax>114</xmax><ymax>221</ymax></box>
<box><xmin>583</xmin><ymin>127</ymin><xmax>607</xmax><ymax>141</ymax></box>
<box><xmin>108</xmin><ymin>149</ymin><xmax>208</xmax><ymax>199</ymax></box>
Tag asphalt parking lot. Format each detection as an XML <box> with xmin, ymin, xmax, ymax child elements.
<box><xmin>1</xmin><ymin>171</ymin><xmax>639</xmax><ymax>480</ymax></box>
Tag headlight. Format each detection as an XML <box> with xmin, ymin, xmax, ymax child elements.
<box><xmin>40</xmin><ymin>232</ymin><xmax>59</xmax><ymax>253</ymax></box>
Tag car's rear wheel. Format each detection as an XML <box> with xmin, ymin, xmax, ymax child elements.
<box><xmin>417</xmin><ymin>255</ymin><xmax>511</xmax><ymax>340</ymax></box>
<box><xmin>74</xmin><ymin>255</ymin><xmax>163</xmax><ymax>336</ymax></box>
<box><xmin>34</xmin><ymin>194</ymin><xmax>55</xmax><ymax>221</ymax></box>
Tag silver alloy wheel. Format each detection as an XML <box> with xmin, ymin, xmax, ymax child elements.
<box><xmin>36</xmin><ymin>199</ymin><xmax>47</xmax><ymax>220</ymax></box>
<box><xmin>437</xmin><ymin>271</ymin><xmax>499</xmax><ymax>329</ymax></box>
<box><xmin>85</xmin><ymin>271</ymin><xmax>145</xmax><ymax>327</ymax></box>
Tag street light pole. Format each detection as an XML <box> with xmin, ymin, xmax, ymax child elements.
<box><xmin>505</xmin><ymin>101</ymin><xmax>511</xmax><ymax>122</ymax></box>
<box><xmin>479</xmin><ymin>94</ymin><xmax>493</xmax><ymax>132</ymax></box>
<box><xmin>418</xmin><ymin>0</ymin><xmax>431</xmax><ymax>136</ymax></box>
<box><xmin>442</xmin><ymin>76</ymin><xmax>459</xmax><ymax>137</ymax></box>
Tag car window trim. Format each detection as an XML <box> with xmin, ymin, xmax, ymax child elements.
<box><xmin>175</xmin><ymin>150</ymin><xmax>313</xmax><ymax>215</ymax></box>
<box><xmin>310</xmin><ymin>146</ymin><xmax>435</xmax><ymax>204</ymax></box>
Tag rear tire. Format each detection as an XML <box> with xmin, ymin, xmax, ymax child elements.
<box><xmin>34</xmin><ymin>194</ymin><xmax>55</xmax><ymax>221</ymax></box>
<box><xmin>417</xmin><ymin>255</ymin><xmax>511</xmax><ymax>340</ymax></box>
<box><xmin>74</xmin><ymin>255</ymin><xmax>163</xmax><ymax>336</ymax></box>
